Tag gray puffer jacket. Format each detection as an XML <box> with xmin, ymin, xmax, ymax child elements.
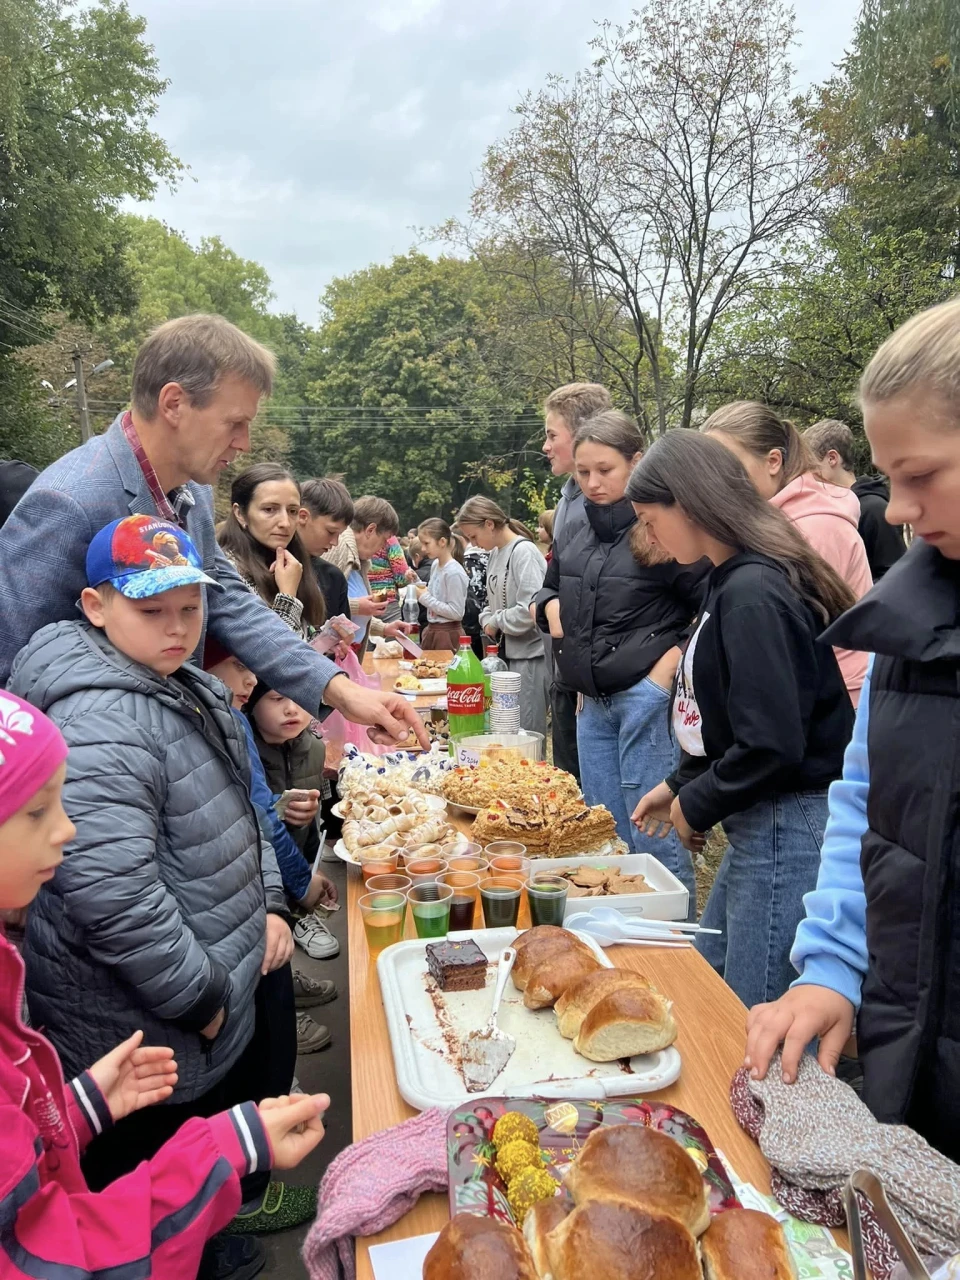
<box><xmin>9</xmin><ymin>620</ymin><xmax>285</xmax><ymax>1101</ymax></box>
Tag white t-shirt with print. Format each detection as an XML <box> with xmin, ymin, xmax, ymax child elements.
<box><xmin>673</xmin><ymin>612</ymin><xmax>709</xmax><ymax>756</ymax></box>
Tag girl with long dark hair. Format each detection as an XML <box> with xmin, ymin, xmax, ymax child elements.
<box><xmin>536</xmin><ymin>411</ymin><xmax>707</xmax><ymax>908</ymax></box>
<box><xmin>218</xmin><ymin>463</ymin><xmax>327</xmax><ymax>637</ymax></box>
<box><xmin>628</xmin><ymin>430</ymin><xmax>855</xmax><ymax>1006</ymax></box>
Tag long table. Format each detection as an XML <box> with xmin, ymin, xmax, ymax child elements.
<box><xmin>345</xmin><ymin>655</ymin><xmax>833</xmax><ymax>1278</ymax></box>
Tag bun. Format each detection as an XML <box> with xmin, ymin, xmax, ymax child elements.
<box><xmin>523</xmin><ymin>948</ymin><xmax>603</xmax><ymax>1010</ymax></box>
<box><xmin>555</xmin><ymin>969</ymin><xmax>652</xmax><ymax>1040</ymax></box>
<box><xmin>423</xmin><ymin>1213</ymin><xmax>538</xmax><ymax>1280</ymax></box>
<box><xmin>543</xmin><ymin>1199</ymin><xmax>700</xmax><ymax>1280</ymax></box>
<box><xmin>573</xmin><ymin>987</ymin><xmax>677</xmax><ymax>1062</ymax></box>
<box><xmin>701</xmin><ymin>1208</ymin><xmax>797</xmax><ymax>1280</ymax></box>
<box><xmin>564</xmin><ymin>1124</ymin><xmax>710</xmax><ymax>1237</ymax></box>
<box><xmin>522</xmin><ymin>1197</ymin><xmax>570</xmax><ymax>1278</ymax></box>
<box><xmin>512</xmin><ymin>928</ymin><xmax>591</xmax><ymax>992</ymax></box>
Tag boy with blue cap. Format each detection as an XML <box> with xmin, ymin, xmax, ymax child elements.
<box><xmin>8</xmin><ymin>514</ymin><xmax>301</xmax><ymax>1278</ymax></box>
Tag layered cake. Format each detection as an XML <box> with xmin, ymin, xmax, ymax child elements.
<box><xmin>426</xmin><ymin>939</ymin><xmax>488</xmax><ymax>992</ymax></box>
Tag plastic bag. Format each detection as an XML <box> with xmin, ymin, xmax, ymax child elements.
<box><xmin>317</xmin><ymin>647</ymin><xmax>397</xmax><ymax>758</ymax></box>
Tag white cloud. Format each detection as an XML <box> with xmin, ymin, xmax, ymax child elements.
<box><xmin>129</xmin><ymin>0</ymin><xmax>861</xmax><ymax>318</ymax></box>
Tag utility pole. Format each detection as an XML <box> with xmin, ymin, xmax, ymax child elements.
<box><xmin>72</xmin><ymin>348</ymin><xmax>92</xmax><ymax>443</ymax></box>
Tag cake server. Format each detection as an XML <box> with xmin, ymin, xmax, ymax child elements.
<box><xmin>461</xmin><ymin>946</ymin><xmax>517</xmax><ymax>1093</ymax></box>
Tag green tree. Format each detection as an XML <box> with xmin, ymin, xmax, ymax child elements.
<box><xmin>0</xmin><ymin>0</ymin><xmax>179</xmax><ymax>460</ymax></box>
<box><xmin>282</xmin><ymin>252</ymin><xmax>546</xmax><ymax>525</ymax></box>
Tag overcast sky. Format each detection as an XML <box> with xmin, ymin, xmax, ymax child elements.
<box><xmin>129</xmin><ymin>0</ymin><xmax>862</xmax><ymax>322</ymax></box>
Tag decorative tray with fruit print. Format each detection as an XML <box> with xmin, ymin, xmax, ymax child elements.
<box><xmin>446</xmin><ymin>1094</ymin><xmax>739</xmax><ymax>1227</ymax></box>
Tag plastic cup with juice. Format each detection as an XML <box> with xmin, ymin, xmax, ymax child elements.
<box><xmin>359</xmin><ymin>891</ymin><xmax>407</xmax><ymax>953</ymax></box>
<box><xmin>360</xmin><ymin>855</ymin><xmax>399</xmax><ymax>883</ymax></box>
<box><xmin>527</xmin><ymin>874</ymin><xmax>569</xmax><ymax>927</ymax></box>
<box><xmin>479</xmin><ymin>874</ymin><xmax>525</xmax><ymax>929</ymax></box>
<box><xmin>405</xmin><ymin>856</ymin><xmax>448</xmax><ymax>886</ymax></box>
<box><xmin>407</xmin><ymin>883</ymin><xmax>454</xmax><ymax>939</ymax></box>
<box><xmin>365</xmin><ymin>873</ymin><xmax>412</xmax><ymax>895</ymax></box>
<box><xmin>484</xmin><ymin>843</ymin><xmax>530</xmax><ymax>878</ymax></box>
<box><xmin>438</xmin><ymin>871</ymin><xmax>480</xmax><ymax>932</ymax></box>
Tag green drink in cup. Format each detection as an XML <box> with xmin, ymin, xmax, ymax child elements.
<box><xmin>359</xmin><ymin>891</ymin><xmax>407</xmax><ymax>953</ymax></box>
<box><xmin>479</xmin><ymin>874</ymin><xmax>525</xmax><ymax>929</ymax></box>
<box><xmin>407</xmin><ymin>883</ymin><xmax>454</xmax><ymax>939</ymax></box>
<box><xmin>527</xmin><ymin>874</ymin><xmax>569</xmax><ymax>927</ymax></box>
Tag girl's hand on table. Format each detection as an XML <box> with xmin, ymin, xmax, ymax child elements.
<box><xmin>745</xmin><ymin>985</ymin><xmax>856</xmax><ymax>1083</ymax></box>
<box><xmin>258</xmin><ymin>1093</ymin><xmax>330</xmax><ymax>1167</ymax></box>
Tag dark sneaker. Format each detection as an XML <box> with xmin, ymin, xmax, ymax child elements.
<box><xmin>296</xmin><ymin>1012</ymin><xmax>332</xmax><ymax>1053</ymax></box>
<box><xmin>198</xmin><ymin>1233</ymin><xmax>265</xmax><ymax>1280</ymax></box>
<box><xmin>226</xmin><ymin>1181</ymin><xmax>319</xmax><ymax>1235</ymax></box>
<box><xmin>292</xmin><ymin>969</ymin><xmax>338</xmax><ymax>1008</ymax></box>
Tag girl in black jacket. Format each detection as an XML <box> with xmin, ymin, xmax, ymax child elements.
<box><xmin>536</xmin><ymin>412</ymin><xmax>707</xmax><ymax>909</ymax></box>
<box><xmin>629</xmin><ymin>430</ymin><xmax>855</xmax><ymax>1007</ymax></box>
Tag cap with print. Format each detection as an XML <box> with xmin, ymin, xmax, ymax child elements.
<box><xmin>86</xmin><ymin>515</ymin><xmax>220</xmax><ymax>600</ymax></box>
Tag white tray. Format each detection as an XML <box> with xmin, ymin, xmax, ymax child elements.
<box><xmin>376</xmin><ymin>926</ymin><xmax>682</xmax><ymax>1110</ymax></box>
<box><xmin>528</xmin><ymin>853</ymin><xmax>689</xmax><ymax>922</ymax></box>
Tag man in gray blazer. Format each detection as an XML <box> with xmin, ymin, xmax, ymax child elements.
<box><xmin>0</xmin><ymin>313</ymin><xmax>427</xmax><ymax>747</ymax></box>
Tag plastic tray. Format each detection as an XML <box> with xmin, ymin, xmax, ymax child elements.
<box><xmin>376</xmin><ymin>926</ymin><xmax>682</xmax><ymax>1111</ymax></box>
<box><xmin>528</xmin><ymin>852</ymin><xmax>689</xmax><ymax>921</ymax></box>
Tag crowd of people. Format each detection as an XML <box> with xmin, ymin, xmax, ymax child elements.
<box><xmin>1</xmin><ymin>291</ymin><xmax>959</xmax><ymax>1278</ymax></box>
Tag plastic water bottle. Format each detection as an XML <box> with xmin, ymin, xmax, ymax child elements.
<box><xmin>481</xmin><ymin>644</ymin><xmax>506</xmax><ymax>732</ymax></box>
<box><xmin>447</xmin><ymin>635</ymin><xmax>487</xmax><ymax>748</ymax></box>
<box><xmin>401</xmin><ymin>583</ymin><xmax>420</xmax><ymax>642</ymax></box>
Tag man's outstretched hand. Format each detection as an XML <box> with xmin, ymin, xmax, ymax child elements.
<box><xmin>323</xmin><ymin>675</ymin><xmax>430</xmax><ymax>749</ymax></box>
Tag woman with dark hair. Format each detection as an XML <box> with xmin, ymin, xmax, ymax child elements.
<box><xmin>702</xmin><ymin>402</ymin><xmax>872</xmax><ymax>705</ymax></box>
<box><xmin>535</xmin><ymin>411</ymin><xmax>706</xmax><ymax>909</ymax></box>
<box><xmin>218</xmin><ymin>463</ymin><xmax>327</xmax><ymax>638</ymax></box>
<box><xmin>628</xmin><ymin>430</ymin><xmax>855</xmax><ymax>1006</ymax></box>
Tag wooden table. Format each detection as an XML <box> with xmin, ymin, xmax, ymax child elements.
<box><xmin>345</xmin><ymin>655</ymin><xmax>838</xmax><ymax>1277</ymax></box>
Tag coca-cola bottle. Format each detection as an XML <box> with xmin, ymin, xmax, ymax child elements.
<box><xmin>447</xmin><ymin>635</ymin><xmax>487</xmax><ymax>747</ymax></box>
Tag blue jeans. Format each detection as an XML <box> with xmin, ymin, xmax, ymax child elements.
<box><xmin>697</xmin><ymin>790</ymin><xmax>829</xmax><ymax>1008</ymax></box>
<box><xmin>577</xmin><ymin>678</ymin><xmax>697</xmax><ymax>917</ymax></box>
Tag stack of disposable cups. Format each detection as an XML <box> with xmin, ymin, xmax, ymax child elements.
<box><xmin>490</xmin><ymin>670</ymin><xmax>522</xmax><ymax>732</ymax></box>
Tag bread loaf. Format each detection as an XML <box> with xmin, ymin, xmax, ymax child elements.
<box><xmin>423</xmin><ymin>1213</ymin><xmax>538</xmax><ymax>1280</ymax></box>
<box><xmin>555</xmin><ymin>968</ymin><xmax>653</xmax><ymax>1040</ymax></box>
<box><xmin>521</xmin><ymin>1196</ymin><xmax>570</xmax><ymax>1279</ymax></box>
<box><xmin>512</xmin><ymin>928</ymin><xmax>592</xmax><ymax>992</ymax></box>
<box><xmin>523</xmin><ymin>948</ymin><xmax>603</xmax><ymax>1010</ymax></box>
<box><xmin>573</xmin><ymin>987</ymin><xmax>677</xmax><ymax>1062</ymax></box>
<box><xmin>701</xmin><ymin>1208</ymin><xmax>797</xmax><ymax>1280</ymax></box>
<box><xmin>542</xmin><ymin>1199</ymin><xmax>701</xmax><ymax>1280</ymax></box>
<box><xmin>564</xmin><ymin>1124</ymin><xmax>710</xmax><ymax>1237</ymax></box>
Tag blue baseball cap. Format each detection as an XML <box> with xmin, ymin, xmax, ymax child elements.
<box><xmin>86</xmin><ymin>515</ymin><xmax>220</xmax><ymax>600</ymax></box>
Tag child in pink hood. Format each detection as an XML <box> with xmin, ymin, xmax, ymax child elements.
<box><xmin>0</xmin><ymin>689</ymin><xmax>329</xmax><ymax>1280</ymax></box>
<box><xmin>703</xmin><ymin>402</ymin><xmax>872</xmax><ymax>705</ymax></box>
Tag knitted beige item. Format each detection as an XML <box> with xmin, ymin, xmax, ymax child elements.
<box><xmin>749</xmin><ymin>1053</ymin><xmax>960</xmax><ymax>1257</ymax></box>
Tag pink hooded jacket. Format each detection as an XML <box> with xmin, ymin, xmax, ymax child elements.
<box><xmin>770</xmin><ymin>473</ymin><xmax>873</xmax><ymax>705</ymax></box>
<box><xmin>0</xmin><ymin>931</ymin><xmax>272</xmax><ymax>1280</ymax></box>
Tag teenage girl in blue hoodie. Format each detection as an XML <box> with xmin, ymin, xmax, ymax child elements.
<box><xmin>746</xmin><ymin>296</ymin><xmax>960</xmax><ymax>1162</ymax></box>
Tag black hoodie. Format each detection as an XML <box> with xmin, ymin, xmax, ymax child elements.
<box><xmin>666</xmin><ymin>552</ymin><xmax>854</xmax><ymax>832</ymax></box>
<box><xmin>852</xmin><ymin>474</ymin><xmax>906</xmax><ymax>580</ymax></box>
<box><xmin>536</xmin><ymin>497</ymin><xmax>707</xmax><ymax>697</ymax></box>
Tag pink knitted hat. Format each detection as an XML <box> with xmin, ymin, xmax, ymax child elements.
<box><xmin>0</xmin><ymin>692</ymin><xmax>68</xmax><ymax>826</ymax></box>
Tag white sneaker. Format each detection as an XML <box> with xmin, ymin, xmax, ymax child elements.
<box><xmin>293</xmin><ymin>913</ymin><xmax>340</xmax><ymax>959</ymax></box>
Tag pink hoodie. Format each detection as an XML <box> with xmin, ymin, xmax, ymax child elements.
<box><xmin>770</xmin><ymin>473</ymin><xmax>873</xmax><ymax>705</ymax></box>
<box><xmin>0</xmin><ymin>931</ymin><xmax>272</xmax><ymax>1280</ymax></box>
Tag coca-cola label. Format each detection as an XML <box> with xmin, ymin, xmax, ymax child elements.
<box><xmin>448</xmin><ymin>683</ymin><xmax>484</xmax><ymax>715</ymax></box>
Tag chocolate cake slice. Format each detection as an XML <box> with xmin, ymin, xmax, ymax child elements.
<box><xmin>426</xmin><ymin>939</ymin><xmax>488</xmax><ymax>992</ymax></box>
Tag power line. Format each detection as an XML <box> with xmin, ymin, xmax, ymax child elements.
<box><xmin>0</xmin><ymin>304</ymin><xmax>53</xmax><ymax>346</ymax></box>
<box><xmin>0</xmin><ymin>298</ymin><xmax>54</xmax><ymax>341</ymax></box>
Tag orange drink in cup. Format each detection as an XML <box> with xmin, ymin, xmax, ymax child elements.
<box><xmin>361</xmin><ymin>854</ymin><xmax>399</xmax><ymax>883</ymax></box>
<box><xmin>359</xmin><ymin>891</ymin><xmax>407</xmax><ymax>953</ymax></box>
<box><xmin>405</xmin><ymin>856</ymin><xmax>448</xmax><ymax>886</ymax></box>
